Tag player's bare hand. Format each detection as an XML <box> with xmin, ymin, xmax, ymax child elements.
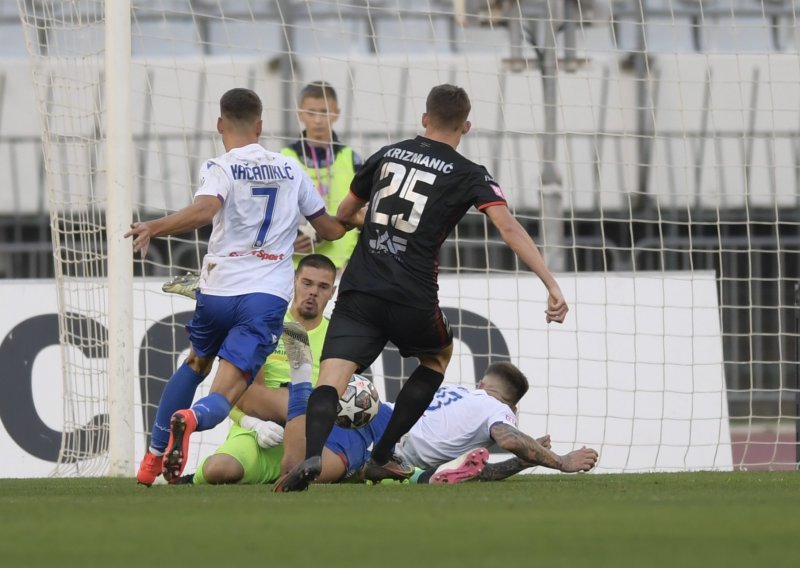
<box><xmin>560</xmin><ymin>446</ymin><xmax>598</xmax><ymax>473</ymax></box>
<box><xmin>536</xmin><ymin>434</ymin><xmax>551</xmax><ymax>449</ymax></box>
<box><xmin>294</xmin><ymin>232</ymin><xmax>314</xmax><ymax>253</ymax></box>
<box><xmin>124</xmin><ymin>222</ymin><xmax>152</xmax><ymax>257</ymax></box>
<box><xmin>546</xmin><ymin>288</ymin><xmax>568</xmax><ymax>323</ymax></box>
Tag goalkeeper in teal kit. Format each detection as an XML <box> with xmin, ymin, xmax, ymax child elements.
<box><xmin>190</xmin><ymin>253</ymin><xmax>390</xmax><ymax>485</ymax></box>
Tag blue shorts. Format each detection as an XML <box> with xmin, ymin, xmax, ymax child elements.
<box><xmin>324</xmin><ymin>403</ymin><xmax>392</xmax><ymax>479</ymax></box>
<box><xmin>186</xmin><ymin>291</ymin><xmax>288</xmax><ymax>383</ymax></box>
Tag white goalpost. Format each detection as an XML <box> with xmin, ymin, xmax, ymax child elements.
<box><xmin>104</xmin><ymin>0</ymin><xmax>135</xmax><ymax>476</ymax></box>
<box><xmin>13</xmin><ymin>0</ymin><xmax>799</xmax><ymax>476</ymax></box>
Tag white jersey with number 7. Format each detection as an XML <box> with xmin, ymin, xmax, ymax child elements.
<box><xmin>194</xmin><ymin>143</ymin><xmax>325</xmax><ymax>299</ymax></box>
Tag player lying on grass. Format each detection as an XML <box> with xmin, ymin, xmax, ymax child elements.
<box><xmin>391</xmin><ymin>363</ymin><xmax>598</xmax><ymax>482</ymax></box>
<box><xmin>184</xmin><ymin>359</ymin><xmax>598</xmax><ymax>486</ymax></box>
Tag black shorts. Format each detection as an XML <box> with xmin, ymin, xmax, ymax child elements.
<box><xmin>321</xmin><ymin>291</ymin><xmax>453</xmax><ymax>371</ymax></box>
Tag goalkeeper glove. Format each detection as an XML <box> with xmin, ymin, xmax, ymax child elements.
<box><xmin>240</xmin><ymin>416</ymin><xmax>285</xmax><ymax>449</ymax></box>
<box><xmin>297</xmin><ymin>221</ymin><xmax>320</xmax><ymax>244</ymax></box>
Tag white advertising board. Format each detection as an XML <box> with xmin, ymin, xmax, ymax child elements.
<box><xmin>0</xmin><ymin>272</ymin><xmax>732</xmax><ymax>478</ymax></box>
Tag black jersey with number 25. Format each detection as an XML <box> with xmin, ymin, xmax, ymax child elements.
<box><xmin>338</xmin><ymin>135</ymin><xmax>507</xmax><ymax>307</ymax></box>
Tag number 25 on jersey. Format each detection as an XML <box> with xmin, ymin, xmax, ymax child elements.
<box><xmin>370</xmin><ymin>162</ymin><xmax>436</xmax><ymax>234</ymax></box>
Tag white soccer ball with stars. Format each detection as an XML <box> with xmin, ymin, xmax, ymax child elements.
<box><xmin>336</xmin><ymin>374</ymin><xmax>380</xmax><ymax>429</ymax></box>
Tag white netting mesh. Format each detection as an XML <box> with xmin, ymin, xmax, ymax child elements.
<box><xmin>13</xmin><ymin>0</ymin><xmax>799</xmax><ymax>475</ymax></box>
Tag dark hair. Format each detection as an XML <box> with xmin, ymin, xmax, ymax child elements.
<box><xmin>425</xmin><ymin>84</ymin><xmax>471</xmax><ymax>130</ymax></box>
<box><xmin>219</xmin><ymin>88</ymin><xmax>262</xmax><ymax>123</ymax></box>
<box><xmin>296</xmin><ymin>253</ymin><xmax>336</xmax><ymax>277</ymax></box>
<box><xmin>299</xmin><ymin>81</ymin><xmax>338</xmax><ymax>104</ymax></box>
<box><xmin>485</xmin><ymin>362</ymin><xmax>529</xmax><ymax>404</ymax></box>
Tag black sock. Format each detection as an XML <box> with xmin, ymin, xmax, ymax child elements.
<box><xmin>371</xmin><ymin>365</ymin><xmax>444</xmax><ymax>464</ymax></box>
<box><xmin>417</xmin><ymin>468</ymin><xmax>435</xmax><ymax>484</ymax></box>
<box><xmin>304</xmin><ymin>385</ymin><xmax>339</xmax><ymax>460</ymax></box>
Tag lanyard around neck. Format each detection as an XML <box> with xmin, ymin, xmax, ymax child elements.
<box><xmin>306</xmin><ymin>142</ymin><xmax>332</xmax><ymax>199</ymax></box>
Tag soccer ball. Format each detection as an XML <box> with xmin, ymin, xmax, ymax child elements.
<box><xmin>336</xmin><ymin>374</ymin><xmax>380</xmax><ymax>429</ymax></box>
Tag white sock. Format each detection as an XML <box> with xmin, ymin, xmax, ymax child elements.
<box><xmin>290</xmin><ymin>362</ymin><xmax>312</xmax><ymax>385</ymax></box>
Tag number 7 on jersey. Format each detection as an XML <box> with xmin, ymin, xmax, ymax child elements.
<box><xmin>251</xmin><ymin>186</ymin><xmax>278</xmax><ymax>247</ymax></box>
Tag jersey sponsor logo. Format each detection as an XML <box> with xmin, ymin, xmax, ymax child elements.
<box><xmin>369</xmin><ymin>230</ymin><xmax>407</xmax><ymax>255</ymax></box>
<box><xmin>230</xmin><ymin>163</ymin><xmax>295</xmax><ymax>181</ymax></box>
<box><xmin>383</xmin><ymin>147</ymin><xmax>454</xmax><ymax>174</ymax></box>
<box><xmin>228</xmin><ymin>250</ymin><xmax>286</xmax><ymax>261</ymax></box>
<box><xmin>490</xmin><ymin>183</ymin><xmax>505</xmax><ymax>199</ymax></box>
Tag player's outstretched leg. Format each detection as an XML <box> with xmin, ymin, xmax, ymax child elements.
<box><xmin>137</xmin><ymin>451</ymin><xmax>164</xmax><ymax>487</ymax></box>
<box><xmin>282</xmin><ymin>321</ymin><xmax>312</xmax><ymax>369</ymax></box>
<box><xmin>364</xmin><ymin>363</ymin><xmax>445</xmax><ymax>483</ymax></box>
<box><xmin>280</xmin><ymin>321</ymin><xmax>314</xmax><ymax>474</ymax></box>
<box><xmin>429</xmin><ymin>448</ymin><xmax>489</xmax><ymax>484</ymax></box>
<box><xmin>162</xmin><ymin>409</ymin><xmax>198</xmax><ymax>483</ymax></box>
<box><xmin>162</xmin><ymin>272</ymin><xmax>200</xmax><ymax>300</ymax></box>
<box><xmin>272</xmin><ymin>456</ymin><xmax>322</xmax><ymax>493</ymax></box>
<box><xmin>361</xmin><ymin>454</ymin><xmax>415</xmax><ymax>483</ymax></box>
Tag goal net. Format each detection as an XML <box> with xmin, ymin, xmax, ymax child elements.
<box><xmin>16</xmin><ymin>0</ymin><xmax>799</xmax><ymax>475</ymax></box>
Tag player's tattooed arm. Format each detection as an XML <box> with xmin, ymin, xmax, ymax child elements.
<box><xmin>489</xmin><ymin>424</ymin><xmax>599</xmax><ymax>475</ymax></box>
<box><xmin>477</xmin><ymin>457</ymin><xmax>534</xmax><ymax>481</ymax></box>
<box><xmin>489</xmin><ymin>423</ymin><xmax>564</xmax><ymax>470</ymax></box>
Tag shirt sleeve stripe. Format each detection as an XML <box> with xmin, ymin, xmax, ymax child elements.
<box><xmin>477</xmin><ymin>200</ymin><xmax>507</xmax><ymax>211</ymax></box>
<box><xmin>305</xmin><ymin>206</ymin><xmax>326</xmax><ymax>220</ymax></box>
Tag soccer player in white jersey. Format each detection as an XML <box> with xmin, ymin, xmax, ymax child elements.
<box><xmin>126</xmin><ymin>88</ymin><xmax>353</xmax><ymax>485</ymax></box>
<box><xmin>395</xmin><ymin>362</ymin><xmax>598</xmax><ymax>482</ymax></box>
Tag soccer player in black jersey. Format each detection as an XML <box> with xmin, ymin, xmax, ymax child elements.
<box><xmin>274</xmin><ymin>84</ymin><xmax>568</xmax><ymax>492</ymax></box>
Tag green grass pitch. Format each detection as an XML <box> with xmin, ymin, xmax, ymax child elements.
<box><xmin>1</xmin><ymin>472</ymin><xmax>798</xmax><ymax>567</ymax></box>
